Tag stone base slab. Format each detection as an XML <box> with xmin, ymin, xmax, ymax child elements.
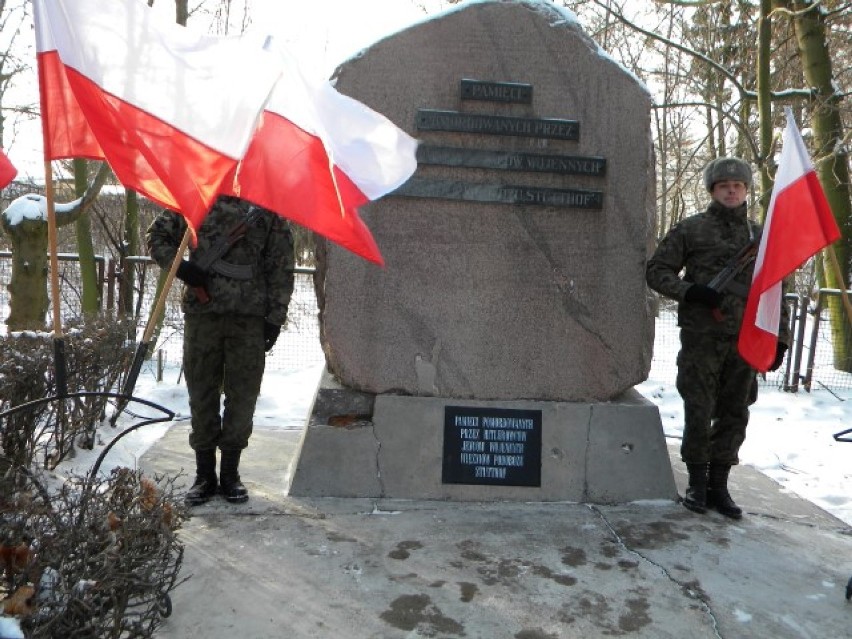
<box><xmin>287</xmin><ymin>372</ymin><xmax>677</xmax><ymax>503</ymax></box>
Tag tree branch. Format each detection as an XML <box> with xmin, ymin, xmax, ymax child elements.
<box><xmin>653</xmin><ymin>0</ymin><xmax>725</xmax><ymax>6</ymax></box>
<box><xmin>77</xmin><ymin>162</ymin><xmax>112</xmax><ymax>214</ymax></box>
<box><xmin>590</xmin><ymin>0</ymin><xmax>831</xmax><ymax>110</ymax></box>
<box><xmin>588</xmin><ymin>0</ymin><xmax>755</xmax><ymax>100</ymax></box>
<box><xmin>651</xmin><ymin>100</ymin><xmax>761</xmax><ymax>158</ymax></box>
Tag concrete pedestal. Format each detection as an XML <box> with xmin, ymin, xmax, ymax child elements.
<box><xmin>287</xmin><ymin>371</ymin><xmax>677</xmax><ymax>504</ymax></box>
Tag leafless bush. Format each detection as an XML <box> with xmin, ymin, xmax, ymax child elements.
<box><xmin>0</xmin><ymin>317</ymin><xmax>185</xmax><ymax>637</ymax></box>
<box><xmin>1</xmin><ymin>467</ymin><xmax>186</xmax><ymax>638</ymax></box>
<box><xmin>0</xmin><ymin>332</ymin><xmax>53</xmax><ymax>486</ymax></box>
<box><xmin>0</xmin><ymin>317</ymin><xmax>135</xmax><ymax>477</ymax></box>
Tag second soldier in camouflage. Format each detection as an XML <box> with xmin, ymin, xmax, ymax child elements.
<box><xmin>646</xmin><ymin>157</ymin><xmax>790</xmax><ymax>519</ymax></box>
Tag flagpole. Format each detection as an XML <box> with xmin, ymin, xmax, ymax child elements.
<box><xmin>44</xmin><ymin>161</ymin><xmax>62</xmax><ymax>333</ymax></box>
<box><xmin>824</xmin><ymin>244</ymin><xmax>852</xmax><ymax>326</ymax></box>
<box><xmin>118</xmin><ymin>227</ymin><xmax>191</xmax><ymax>404</ymax></box>
<box><xmin>327</xmin><ymin>156</ymin><xmax>347</xmax><ymax>220</ymax></box>
<box><xmin>144</xmin><ymin>227</ymin><xmax>191</xmax><ymax>344</ymax></box>
<box><xmin>44</xmin><ymin>160</ymin><xmax>67</xmax><ymax>397</ymax></box>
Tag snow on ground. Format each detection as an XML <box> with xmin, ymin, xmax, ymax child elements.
<box><xmin>639</xmin><ymin>317</ymin><xmax>852</xmax><ymax>527</ymax></box>
<box><xmin>56</xmin><ymin>354</ymin><xmax>852</xmax><ymax>529</ymax></box>
<box><xmin>4</xmin><ymin>319</ymin><xmax>852</xmax><ymax>638</ymax></box>
<box><xmin>9</xmin><ymin>307</ymin><xmax>851</xmax><ymax>530</ymax></box>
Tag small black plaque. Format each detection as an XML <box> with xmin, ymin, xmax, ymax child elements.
<box><xmin>417</xmin><ymin>145</ymin><xmax>606</xmax><ymax>177</ymax></box>
<box><xmin>394</xmin><ymin>178</ymin><xmax>604</xmax><ymax>209</ymax></box>
<box><xmin>442</xmin><ymin>406</ymin><xmax>542</xmax><ymax>486</ymax></box>
<box><xmin>460</xmin><ymin>79</ymin><xmax>533</xmax><ymax>104</ymax></box>
<box><xmin>417</xmin><ymin>109</ymin><xmax>579</xmax><ymax>141</ymax></box>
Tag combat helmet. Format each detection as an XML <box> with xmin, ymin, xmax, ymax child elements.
<box><xmin>703</xmin><ymin>157</ymin><xmax>752</xmax><ymax>191</ymax></box>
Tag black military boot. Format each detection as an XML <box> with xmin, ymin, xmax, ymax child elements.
<box><xmin>706</xmin><ymin>463</ymin><xmax>742</xmax><ymax>519</ymax></box>
<box><xmin>219</xmin><ymin>449</ymin><xmax>249</xmax><ymax>504</ymax></box>
<box><xmin>682</xmin><ymin>463</ymin><xmax>708</xmax><ymax>514</ymax></box>
<box><xmin>185</xmin><ymin>449</ymin><xmax>217</xmax><ymax>507</ymax></box>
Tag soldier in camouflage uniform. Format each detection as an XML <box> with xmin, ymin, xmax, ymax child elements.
<box><xmin>646</xmin><ymin>157</ymin><xmax>790</xmax><ymax>519</ymax></box>
<box><xmin>147</xmin><ymin>195</ymin><xmax>294</xmax><ymax>506</ymax></box>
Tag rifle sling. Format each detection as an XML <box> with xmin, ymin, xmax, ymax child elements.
<box><xmin>210</xmin><ymin>259</ymin><xmax>253</xmax><ymax>280</ymax></box>
<box><xmin>708</xmin><ymin>243</ymin><xmax>756</xmax><ymax>291</ymax></box>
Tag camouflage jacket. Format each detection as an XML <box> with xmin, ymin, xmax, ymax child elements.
<box><xmin>646</xmin><ymin>201</ymin><xmax>790</xmax><ymax>342</ymax></box>
<box><xmin>146</xmin><ymin>196</ymin><xmax>294</xmax><ymax>325</ymax></box>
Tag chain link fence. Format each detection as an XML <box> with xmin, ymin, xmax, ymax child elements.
<box><xmin>0</xmin><ymin>254</ymin><xmax>324</xmax><ymax>375</ymax></box>
<box><xmin>652</xmin><ymin>294</ymin><xmax>852</xmax><ymax>395</ymax></box>
<box><xmin>2</xmin><ymin>252</ymin><xmax>852</xmax><ymax>393</ymax></box>
<box><xmin>127</xmin><ymin>262</ymin><xmax>325</xmax><ymax>373</ymax></box>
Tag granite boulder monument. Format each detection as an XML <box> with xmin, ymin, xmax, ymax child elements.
<box><xmin>287</xmin><ymin>0</ymin><xmax>676</xmax><ymax>503</ymax></box>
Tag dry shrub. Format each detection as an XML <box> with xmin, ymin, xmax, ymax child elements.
<box><xmin>0</xmin><ymin>316</ymin><xmax>135</xmax><ymax>477</ymax></box>
<box><xmin>1</xmin><ymin>317</ymin><xmax>184</xmax><ymax>637</ymax></box>
<box><xmin>1</xmin><ymin>468</ymin><xmax>186</xmax><ymax>638</ymax></box>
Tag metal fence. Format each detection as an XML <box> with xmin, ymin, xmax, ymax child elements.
<box><xmin>652</xmin><ymin>293</ymin><xmax>852</xmax><ymax>395</ymax></box>
<box><xmin>132</xmin><ymin>262</ymin><xmax>325</xmax><ymax>373</ymax></box>
<box><xmin>2</xmin><ymin>252</ymin><xmax>852</xmax><ymax>393</ymax></box>
<box><xmin>0</xmin><ymin>253</ymin><xmax>325</xmax><ymax>374</ymax></box>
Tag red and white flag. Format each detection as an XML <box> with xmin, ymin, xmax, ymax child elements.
<box><xmin>225</xmin><ymin>42</ymin><xmax>418</xmax><ymax>265</ymax></box>
<box><xmin>738</xmin><ymin>108</ymin><xmax>841</xmax><ymax>371</ymax></box>
<box><xmin>33</xmin><ymin>0</ymin><xmax>282</xmax><ymax>230</ymax></box>
<box><xmin>0</xmin><ymin>149</ymin><xmax>16</xmax><ymax>189</ymax></box>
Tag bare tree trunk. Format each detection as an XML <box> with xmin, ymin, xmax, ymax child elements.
<box><xmin>1</xmin><ymin>165</ymin><xmax>110</xmax><ymax>330</ymax></box>
<box><xmin>3</xmin><ymin>216</ymin><xmax>50</xmax><ymax>331</ymax></box>
<box><xmin>175</xmin><ymin>0</ymin><xmax>188</xmax><ymax>26</ymax></box>
<box><xmin>784</xmin><ymin>0</ymin><xmax>852</xmax><ymax>371</ymax></box>
<box><xmin>74</xmin><ymin>158</ymin><xmax>100</xmax><ymax>315</ymax></box>
<box><xmin>121</xmin><ymin>190</ymin><xmax>140</xmax><ymax>316</ymax></box>
<box><xmin>756</xmin><ymin>0</ymin><xmax>774</xmax><ymax>215</ymax></box>
<box><xmin>2</xmin><ymin>204</ymin><xmax>82</xmax><ymax>331</ymax></box>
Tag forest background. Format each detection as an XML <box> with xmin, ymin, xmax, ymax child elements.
<box><xmin>0</xmin><ymin>0</ymin><xmax>850</xmax><ymax>362</ymax></box>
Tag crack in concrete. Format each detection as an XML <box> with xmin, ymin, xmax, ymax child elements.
<box><xmin>588</xmin><ymin>504</ymin><xmax>724</xmax><ymax>639</ymax></box>
<box><xmin>371</xmin><ymin>421</ymin><xmax>386</xmax><ymax>497</ymax></box>
<box><xmin>746</xmin><ymin>511</ymin><xmax>851</xmax><ymax>534</ymax></box>
<box><xmin>582</xmin><ymin>406</ymin><xmax>592</xmax><ymax>501</ymax></box>
<box><xmin>195</xmin><ymin>509</ymin><xmax>326</xmax><ymax>520</ymax></box>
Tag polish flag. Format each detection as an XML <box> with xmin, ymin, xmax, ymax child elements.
<box><xmin>738</xmin><ymin>108</ymin><xmax>841</xmax><ymax>371</ymax></box>
<box><xmin>225</xmin><ymin>42</ymin><xmax>418</xmax><ymax>265</ymax></box>
<box><xmin>33</xmin><ymin>0</ymin><xmax>282</xmax><ymax>230</ymax></box>
<box><xmin>0</xmin><ymin>149</ymin><xmax>16</xmax><ymax>189</ymax></box>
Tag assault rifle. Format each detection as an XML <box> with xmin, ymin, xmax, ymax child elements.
<box><xmin>189</xmin><ymin>206</ymin><xmax>263</xmax><ymax>304</ymax></box>
<box><xmin>706</xmin><ymin>241</ymin><xmax>758</xmax><ymax>321</ymax></box>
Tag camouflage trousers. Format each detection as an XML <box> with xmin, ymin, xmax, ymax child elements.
<box><xmin>676</xmin><ymin>329</ymin><xmax>758</xmax><ymax>465</ymax></box>
<box><xmin>183</xmin><ymin>314</ymin><xmax>266</xmax><ymax>452</ymax></box>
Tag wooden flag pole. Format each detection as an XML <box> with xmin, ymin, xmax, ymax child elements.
<box><xmin>116</xmin><ymin>227</ymin><xmax>191</xmax><ymax>411</ymax></box>
<box><xmin>44</xmin><ymin>160</ymin><xmax>62</xmax><ymax>336</ymax></box>
<box><xmin>142</xmin><ymin>227</ymin><xmax>191</xmax><ymax>344</ymax></box>
<box><xmin>825</xmin><ymin>244</ymin><xmax>852</xmax><ymax>326</ymax></box>
<box><xmin>327</xmin><ymin>155</ymin><xmax>347</xmax><ymax>220</ymax></box>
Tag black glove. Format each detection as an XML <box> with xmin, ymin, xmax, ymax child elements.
<box><xmin>684</xmin><ymin>284</ymin><xmax>722</xmax><ymax>308</ymax></box>
<box><xmin>175</xmin><ymin>260</ymin><xmax>207</xmax><ymax>287</ymax></box>
<box><xmin>768</xmin><ymin>342</ymin><xmax>788</xmax><ymax>372</ymax></box>
<box><xmin>263</xmin><ymin>322</ymin><xmax>281</xmax><ymax>352</ymax></box>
